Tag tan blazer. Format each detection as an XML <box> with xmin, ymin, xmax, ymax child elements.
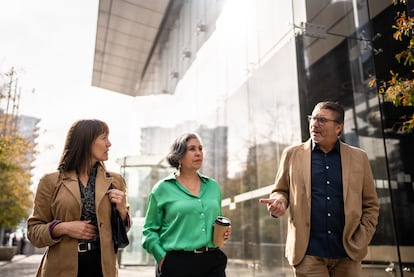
<box><xmin>27</xmin><ymin>165</ymin><xmax>130</xmax><ymax>277</ymax></box>
<box><xmin>270</xmin><ymin>139</ymin><xmax>379</xmax><ymax>266</ymax></box>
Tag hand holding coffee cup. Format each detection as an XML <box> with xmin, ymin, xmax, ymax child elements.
<box><xmin>213</xmin><ymin>216</ymin><xmax>231</xmax><ymax>247</ymax></box>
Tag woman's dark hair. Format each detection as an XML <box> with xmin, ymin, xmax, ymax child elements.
<box><xmin>57</xmin><ymin>119</ymin><xmax>109</xmax><ymax>173</ymax></box>
<box><xmin>166</xmin><ymin>132</ymin><xmax>202</xmax><ymax>169</ymax></box>
<box><xmin>315</xmin><ymin>101</ymin><xmax>345</xmax><ymax>124</ymax></box>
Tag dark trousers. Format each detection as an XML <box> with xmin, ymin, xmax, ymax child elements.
<box><xmin>157</xmin><ymin>249</ymin><xmax>227</xmax><ymax>277</ymax></box>
<box><xmin>78</xmin><ymin>249</ymin><xmax>103</xmax><ymax>277</ymax></box>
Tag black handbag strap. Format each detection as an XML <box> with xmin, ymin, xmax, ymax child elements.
<box><xmin>106</xmin><ymin>174</ymin><xmax>118</xmax><ymax>214</ymax></box>
<box><xmin>106</xmin><ymin>171</ymin><xmax>130</xmax><ymax>253</ymax></box>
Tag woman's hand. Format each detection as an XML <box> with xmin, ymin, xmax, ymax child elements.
<box><xmin>107</xmin><ymin>188</ymin><xmax>128</xmax><ymax>220</ymax></box>
<box><xmin>52</xmin><ymin>220</ymin><xmax>97</xmax><ymax>240</ymax></box>
<box><xmin>224</xmin><ymin>226</ymin><xmax>232</xmax><ymax>242</ymax></box>
<box><xmin>158</xmin><ymin>257</ymin><xmax>165</xmax><ymax>271</ymax></box>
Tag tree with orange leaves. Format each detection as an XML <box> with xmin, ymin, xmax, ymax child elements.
<box><xmin>370</xmin><ymin>0</ymin><xmax>414</xmax><ymax>132</ymax></box>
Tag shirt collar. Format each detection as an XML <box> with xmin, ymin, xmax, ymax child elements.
<box><xmin>163</xmin><ymin>171</ymin><xmax>208</xmax><ymax>183</ymax></box>
<box><xmin>311</xmin><ymin>139</ymin><xmax>340</xmax><ymax>152</ymax></box>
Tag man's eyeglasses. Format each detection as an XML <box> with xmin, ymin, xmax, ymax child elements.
<box><xmin>307</xmin><ymin>115</ymin><xmax>340</xmax><ymax>125</ymax></box>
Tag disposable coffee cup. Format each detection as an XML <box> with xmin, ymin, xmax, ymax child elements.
<box><xmin>213</xmin><ymin>216</ymin><xmax>231</xmax><ymax>247</ymax></box>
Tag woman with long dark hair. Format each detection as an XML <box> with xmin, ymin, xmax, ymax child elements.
<box><xmin>28</xmin><ymin>119</ymin><xmax>131</xmax><ymax>277</ymax></box>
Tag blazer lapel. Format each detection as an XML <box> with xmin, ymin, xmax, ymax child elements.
<box><xmin>303</xmin><ymin>140</ymin><xmax>312</xmax><ymax>208</ymax></box>
<box><xmin>340</xmin><ymin>141</ymin><xmax>351</xmax><ymax>201</ymax></box>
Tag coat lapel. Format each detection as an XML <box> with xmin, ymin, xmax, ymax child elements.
<box><xmin>95</xmin><ymin>166</ymin><xmax>112</xmax><ymax>208</ymax></box>
<box><xmin>60</xmin><ymin>166</ymin><xmax>112</xmax><ymax>209</ymax></box>
<box><xmin>61</xmin><ymin>171</ymin><xmax>81</xmax><ymax>207</ymax></box>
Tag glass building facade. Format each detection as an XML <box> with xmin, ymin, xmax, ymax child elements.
<box><xmin>107</xmin><ymin>1</ymin><xmax>414</xmax><ymax>276</ymax></box>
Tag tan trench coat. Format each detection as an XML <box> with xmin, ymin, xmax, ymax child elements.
<box><xmin>27</xmin><ymin>165</ymin><xmax>130</xmax><ymax>277</ymax></box>
<box><xmin>270</xmin><ymin>139</ymin><xmax>379</xmax><ymax>266</ymax></box>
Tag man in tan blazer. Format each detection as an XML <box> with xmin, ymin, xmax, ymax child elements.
<box><xmin>260</xmin><ymin>101</ymin><xmax>379</xmax><ymax>277</ymax></box>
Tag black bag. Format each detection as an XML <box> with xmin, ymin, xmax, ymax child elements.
<box><xmin>109</xmin><ymin>183</ymin><xmax>130</xmax><ymax>253</ymax></box>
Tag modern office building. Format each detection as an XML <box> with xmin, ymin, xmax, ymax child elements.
<box><xmin>92</xmin><ymin>0</ymin><xmax>414</xmax><ymax>275</ymax></box>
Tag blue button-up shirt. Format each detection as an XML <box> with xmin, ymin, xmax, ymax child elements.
<box><xmin>306</xmin><ymin>140</ymin><xmax>347</xmax><ymax>259</ymax></box>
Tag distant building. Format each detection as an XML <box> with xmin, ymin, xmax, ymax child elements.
<box><xmin>16</xmin><ymin>115</ymin><xmax>40</xmax><ymax>168</ymax></box>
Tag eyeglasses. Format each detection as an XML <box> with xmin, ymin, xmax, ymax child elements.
<box><xmin>307</xmin><ymin>115</ymin><xmax>340</xmax><ymax>125</ymax></box>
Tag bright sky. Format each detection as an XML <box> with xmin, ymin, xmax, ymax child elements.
<box><xmin>0</xmin><ymin>0</ymin><xmax>140</xmax><ymax>186</ymax></box>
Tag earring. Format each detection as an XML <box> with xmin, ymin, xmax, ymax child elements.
<box><xmin>176</xmin><ymin>162</ymin><xmax>182</xmax><ymax>176</ymax></box>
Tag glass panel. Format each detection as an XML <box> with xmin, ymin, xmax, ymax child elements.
<box><xmin>120</xmin><ymin>161</ymin><xmax>170</xmax><ymax>266</ymax></box>
<box><xmin>219</xmin><ymin>39</ymin><xmax>300</xmax><ymax>275</ymax></box>
<box><xmin>120</xmin><ymin>0</ymin><xmax>414</xmax><ymax>276</ymax></box>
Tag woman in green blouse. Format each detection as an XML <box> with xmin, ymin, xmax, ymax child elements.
<box><xmin>142</xmin><ymin>132</ymin><xmax>231</xmax><ymax>277</ymax></box>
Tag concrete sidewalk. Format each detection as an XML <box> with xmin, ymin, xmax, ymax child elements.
<box><xmin>0</xmin><ymin>254</ymin><xmax>155</xmax><ymax>277</ymax></box>
<box><xmin>2</xmin><ymin>254</ymin><xmax>402</xmax><ymax>277</ymax></box>
<box><xmin>0</xmin><ymin>254</ymin><xmax>286</xmax><ymax>277</ymax></box>
<box><xmin>0</xmin><ymin>254</ymin><xmax>269</xmax><ymax>277</ymax></box>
